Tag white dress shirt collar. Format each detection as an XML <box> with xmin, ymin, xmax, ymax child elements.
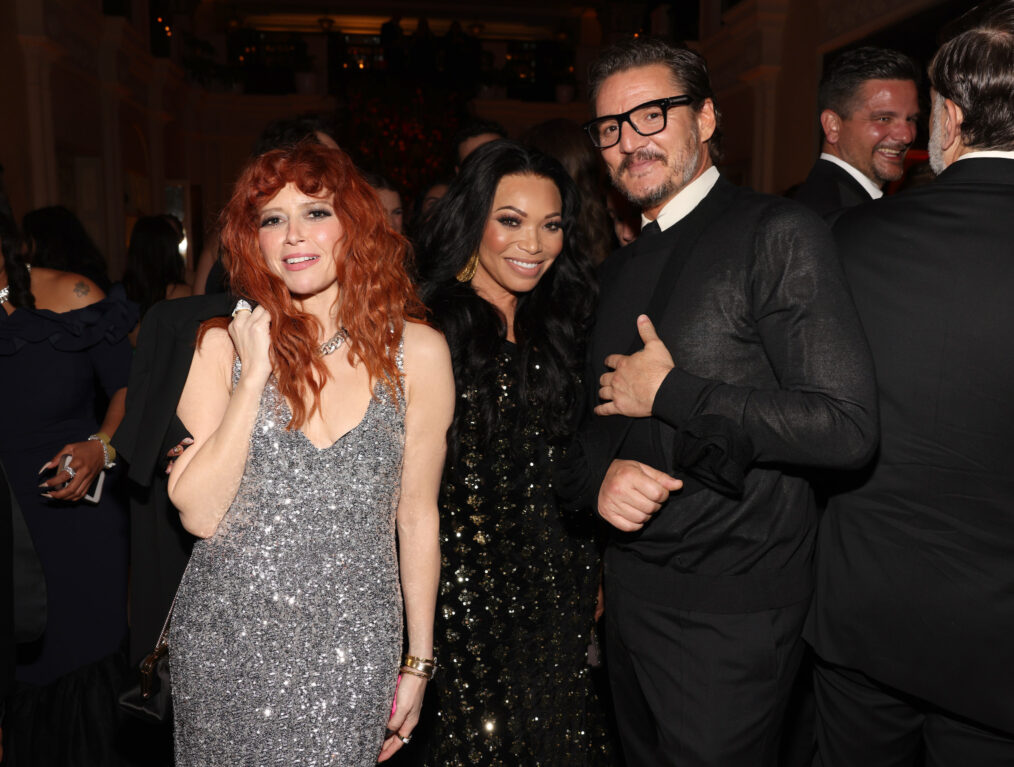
<box><xmin>955</xmin><ymin>149</ymin><xmax>1014</xmax><ymax>162</ymax></box>
<box><xmin>641</xmin><ymin>166</ymin><xmax>721</xmax><ymax>233</ymax></box>
<box><xmin>820</xmin><ymin>153</ymin><xmax>883</xmax><ymax>200</ymax></box>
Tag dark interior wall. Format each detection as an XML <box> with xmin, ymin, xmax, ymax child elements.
<box><xmin>1</xmin><ymin>2</ymin><xmax>34</xmax><ymax>220</ymax></box>
<box><xmin>772</xmin><ymin>0</ymin><xmax>822</xmax><ymax>194</ymax></box>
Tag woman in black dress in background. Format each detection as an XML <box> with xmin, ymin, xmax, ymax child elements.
<box><xmin>416</xmin><ymin>140</ymin><xmax>612</xmax><ymax>765</ymax></box>
<box><xmin>0</xmin><ymin>207</ymin><xmax>137</xmax><ymax>765</ymax></box>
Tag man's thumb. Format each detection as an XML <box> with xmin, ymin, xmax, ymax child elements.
<box><xmin>637</xmin><ymin>314</ymin><xmax>660</xmax><ymax>345</ymax></box>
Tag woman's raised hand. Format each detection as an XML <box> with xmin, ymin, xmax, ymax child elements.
<box><xmin>228</xmin><ymin>303</ymin><xmax>272</xmax><ymax>384</ymax></box>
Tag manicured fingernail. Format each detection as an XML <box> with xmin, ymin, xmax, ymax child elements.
<box><xmin>38</xmin><ymin>482</ymin><xmax>50</xmax><ymax>489</ymax></box>
<box><xmin>38</xmin><ymin>464</ymin><xmax>50</xmax><ymax>474</ymax></box>
<box><xmin>41</xmin><ymin>492</ymin><xmax>52</xmax><ymax>498</ymax></box>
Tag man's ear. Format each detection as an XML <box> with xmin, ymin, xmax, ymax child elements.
<box><xmin>941</xmin><ymin>98</ymin><xmax>965</xmax><ymax>153</ymax></box>
<box><xmin>696</xmin><ymin>99</ymin><xmax>717</xmax><ymax>145</ymax></box>
<box><xmin>820</xmin><ymin>110</ymin><xmax>841</xmax><ymax>144</ymax></box>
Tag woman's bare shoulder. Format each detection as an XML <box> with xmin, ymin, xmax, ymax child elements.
<box><xmin>402</xmin><ymin>321</ymin><xmax>450</xmax><ymax>365</ymax></box>
<box><xmin>185</xmin><ymin>325</ymin><xmax>235</xmax><ymax>394</ymax></box>
<box><xmin>402</xmin><ymin>321</ymin><xmax>453</xmax><ymax>409</ymax></box>
<box><xmin>32</xmin><ymin>268</ymin><xmax>104</xmax><ymax>311</ymax></box>
<box><xmin>195</xmin><ymin>324</ymin><xmax>234</xmax><ymax>358</ymax></box>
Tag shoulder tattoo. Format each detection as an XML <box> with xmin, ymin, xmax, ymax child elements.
<box><xmin>73</xmin><ymin>281</ymin><xmax>90</xmax><ymax>297</ymax></box>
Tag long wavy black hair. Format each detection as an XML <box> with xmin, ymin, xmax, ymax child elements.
<box><xmin>122</xmin><ymin>215</ymin><xmax>186</xmax><ymax>319</ymax></box>
<box><xmin>22</xmin><ymin>205</ymin><xmax>110</xmax><ymax>290</ymax></box>
<box><xmin>416</xmin><ymin>139</ymin><xmax>597</xmax><ymax>461</ymax></box>
<box><xmin>0</xmin><ymin>207</ymin><xmax>33</xmax><ymax>309</ymax></box>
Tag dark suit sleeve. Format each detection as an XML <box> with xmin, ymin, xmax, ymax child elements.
<box><xmin>114</xmin><ymin>294</ymin><xmax>233</xmax><ymax>486</ymax></box>
<box><xmin>556</xmin><ymin>258</ymin><xmax>628</xmax><ymax>510</ymax></box>
<box><xmin>651</xmin><ymin>204</ymin><xmax>878</xmax><ymax>469</ymax></box>
<box><xmin>113</xmin><ymin>302</ymin><xmax>164</xmax><ymax>483</ymax></box>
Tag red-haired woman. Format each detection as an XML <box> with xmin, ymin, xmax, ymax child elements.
<box><xmin>165</xmin><ymin>142</ymin><xmax>454</xmax><ymax>765</ymax></box>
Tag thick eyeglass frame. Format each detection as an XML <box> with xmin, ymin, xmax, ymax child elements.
<box><xmin>583</xmin><ymin>95</ymin><xmax>695</xmax><ymax>149</ymax></box>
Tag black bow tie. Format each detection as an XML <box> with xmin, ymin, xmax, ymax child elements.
<box><xmin>640</xmin><ymin>219</ymin><xmax>662</xmax><ymax>239</ymax></box>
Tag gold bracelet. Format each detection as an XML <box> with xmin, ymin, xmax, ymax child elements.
<box><xmin>88</xmin><ymin>432</ymin><xmax>116</xmax><ymax>469</ymax></box>
<box><xmin>97</xmin><ymin>431</ymin><xmax>117</xmax><ymax>462</ymax></box>
<box><xmin>401</xmin><ymin>654</ymin><xmax>437</xmax><ymax>678</ymax></box>
<box><xmin>399</xmin><ymin>666</ymin><xmax>431</xmax><ymax>680</ymax></box>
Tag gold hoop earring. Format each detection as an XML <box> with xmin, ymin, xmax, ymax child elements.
<box><xmin>456</xmin><ymin>252</ymin><xmax>479</xmax><ymax>283</ymax></box>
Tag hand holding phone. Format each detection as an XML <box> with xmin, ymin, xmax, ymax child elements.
<box><xmin>38</xmin><ymin>440</ymin><xmax>106</xmax><ymax>503</ymax></box>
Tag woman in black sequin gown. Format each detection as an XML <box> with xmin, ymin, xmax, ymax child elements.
<box><xmin>416</xmin><ymin>141</ymin><xmax>614</xmax><ymax>765</ymax></box>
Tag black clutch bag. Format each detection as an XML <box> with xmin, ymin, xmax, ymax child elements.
<box><xmin>119</xmin><ymin>586</ymin><xmax>178</xmax><ymax>723</ymax></box>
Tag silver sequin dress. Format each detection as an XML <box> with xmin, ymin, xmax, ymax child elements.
<box><xmin>170</xmin><ymin>356</ymin><xmax>405</xmax><ymax>766</ymax></box>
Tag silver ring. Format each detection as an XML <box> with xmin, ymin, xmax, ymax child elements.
<box><xmin>65</xmin><ymin>465</ymin><xmax>77</xmax><ymax>480</ymax></box>
<box><xmin>399</xmin><ymin>735</ymin><xmax>411</xmax><ymax>745</ymax></box>
<box><xmin>231</xmin><ymin>299</ymin><xmax>253</xmax><ymax>317</ymax></box>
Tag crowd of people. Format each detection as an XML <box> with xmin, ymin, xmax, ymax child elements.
<box><xmin>1</xmin><ymin>2</ymin><xmax>1012</xmax><ymax>765</ymax></box>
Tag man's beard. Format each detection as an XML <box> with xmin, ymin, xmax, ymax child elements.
<box><xmin>612</xmin><ymin>125</ymin><xmax>702</xmax><ymax>209</ymax></box>
<box><xmin>928</xmin><ymin>96</ymin><xmax>946</xmax><ymax>175</ymax></box>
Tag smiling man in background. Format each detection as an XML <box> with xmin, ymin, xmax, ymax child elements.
<box><xmin>793</xmin><ymin>47</ymin><xmax>920</xmax><ymax>220</ymax></box>
<box><xmin>808</xmin><ymin>3</ymin><xmax>1014</xmax><ymax>762</ymax></box>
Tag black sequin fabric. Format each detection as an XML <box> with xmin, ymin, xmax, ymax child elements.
<box><xmin>425</xmin><ymin>342</ymin><xmax>613</xmax><ymax>766</ymax></box>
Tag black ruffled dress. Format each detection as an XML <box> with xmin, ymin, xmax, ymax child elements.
<box><xmin>0</xmin><ymin>285</ymin><xmax>138</xmax><ymax>765</ymax></box>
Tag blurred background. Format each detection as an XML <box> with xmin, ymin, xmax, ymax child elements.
<box><xmin>0</xmin><ymin>0</ymin><xmax>972</xmax><ymax>280</ymax></box>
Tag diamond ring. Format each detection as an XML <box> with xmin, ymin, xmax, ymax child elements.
<box><xmin>65</xmin><ymin>465</ymin><xmax>77</xmax><ymax>480</ymax></box>
<box><xmin>399</xmin><ymin>735</ymin><xmax>411</xmax><ymax>745</ymax></box>
<box><xmin>231</xmin><ymin>299</ymin><xmax>253</xmax><ymax>317</ymax></box>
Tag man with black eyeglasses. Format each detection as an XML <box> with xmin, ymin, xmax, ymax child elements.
<box><xmin>561</xmin><ymin>37</ymin><xmax>878</xmax><ymax>766</ymax></box>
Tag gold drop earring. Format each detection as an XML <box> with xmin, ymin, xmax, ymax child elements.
<box><xmin>456</xmin><ymin>252</ymin><xmax>479</xmax><ymax>283</ymax></box>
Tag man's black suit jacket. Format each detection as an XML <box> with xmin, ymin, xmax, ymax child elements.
<box><xmin>793</xmin><ymin>158</ymin><xmax>875</xmax><ymax>221</ymax></box>
<box><xmin>568</xmin><ymin>176</ymin><xmax>877</xmax><ymax>614</ymax></box>
<box><xmin>807</xmin><ymin>157</ymin><xmax>1014</xmax><ymax>734</ymax></box>
<box><xmin>113</xmin><ymin>293</ymin><xmax>233</xmax><ymax>661</ymax></box>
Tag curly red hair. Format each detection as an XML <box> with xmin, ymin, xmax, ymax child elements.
<box><xmin>203</xmin><ymin>141</ymin><xmax>424</xmax><ymax>430</ymax></box>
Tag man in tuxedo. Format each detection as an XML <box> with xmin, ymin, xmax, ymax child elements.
<box><xmin>793</xmin><ymin>47</ymin><xmax>920</xmax><ymax>220</ymax></box>
<box><xmin>807</xmin><ymin>4</ymin><xmax>1014</xmax><ymax>763</ymax></box>
<box><xmin>571</xmin><ymin>38</ymin><xmax>878</xmax><ymax>765</ymax></box>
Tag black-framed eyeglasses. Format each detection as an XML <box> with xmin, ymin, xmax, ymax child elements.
<box><xmin>583</xmin><ymin>96</ymin><xmax>694</xmax><ymax>149</ymax></box>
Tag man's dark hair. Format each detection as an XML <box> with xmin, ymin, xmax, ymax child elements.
<box><xmin>818</xmin><ymin>47</ymin><xmax>921</xmax><ymax>118</ymax></box>
<box><xmin>452</xmin><ymin>119</ymin><xmax>507</xmax><ymax>153</ymax></box>
<box><xmin>587</xmin><ymin>37</ymin><xmax>723</xmax><ymax>164</ymax></box>
<box><xmin>929</xmin><ymin>0</ymin><xmax>1014</xmax><ymax>151</ymax></box>
<box><xmin>250</xmin><ymin>114</ymin><xmax>337</xmax><ymax>158</ymax></box>
<box><xmin>360</xmin><ymin>171</ymin><xmax>397</xmax><ymax>193</ymax></box>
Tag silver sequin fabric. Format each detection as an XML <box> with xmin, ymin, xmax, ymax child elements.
<box><xmin>171</xmin><ymin>356</ymin><xmax>405</xmax><ymax>766</ymax></box>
